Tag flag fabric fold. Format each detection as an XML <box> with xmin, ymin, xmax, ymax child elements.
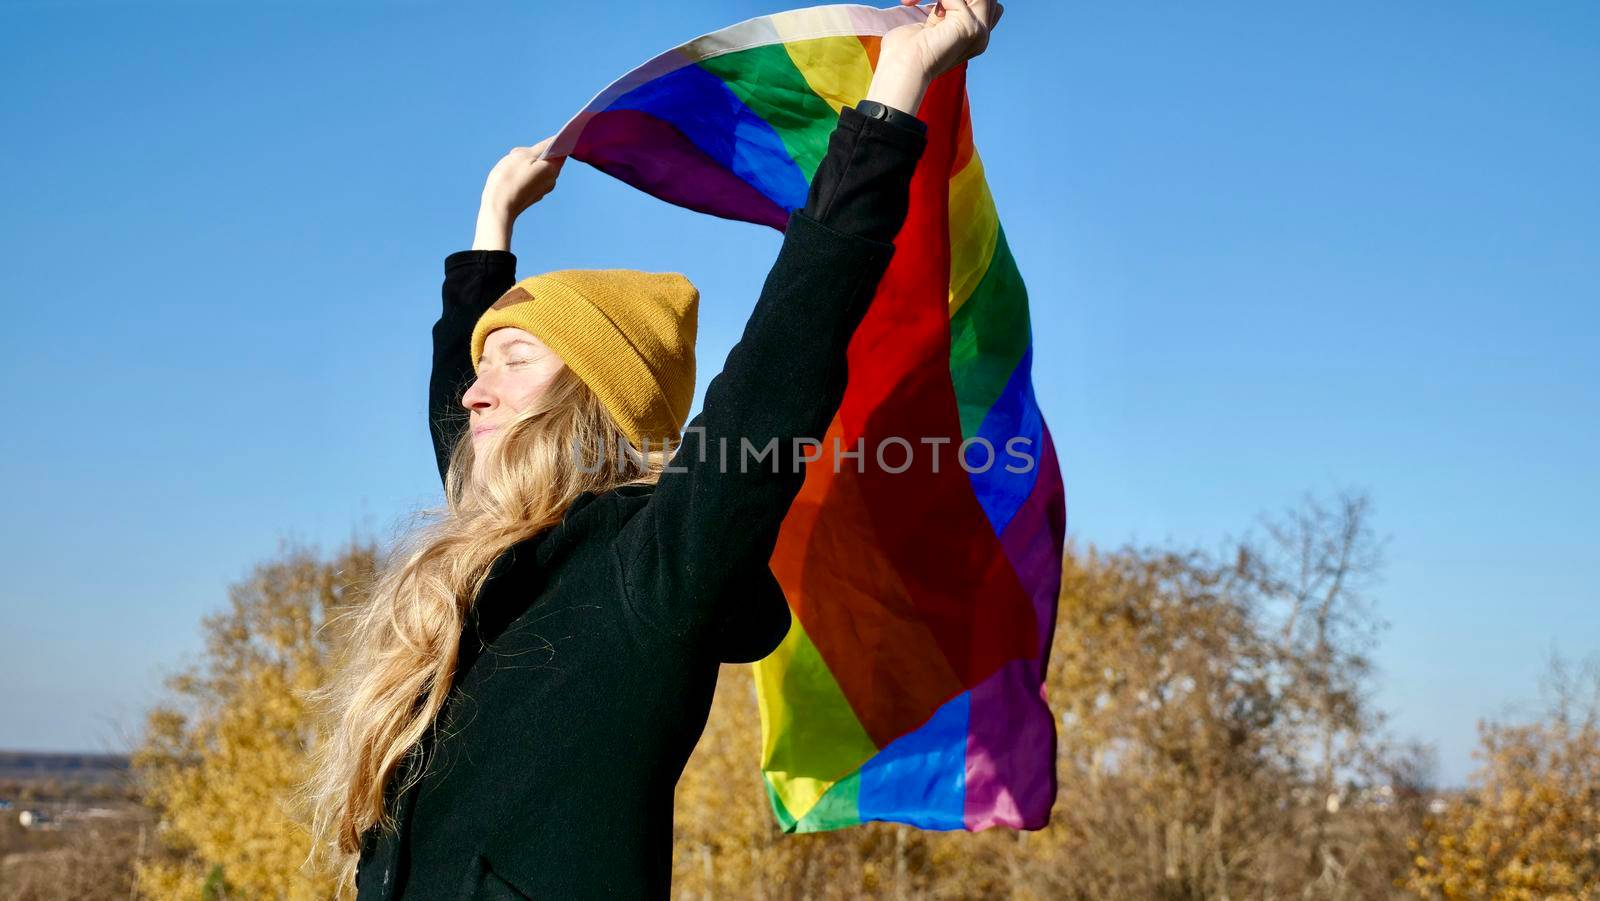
<box><xmin>542</xmin><ymin>2</ymin><xmax>1066</xmax><ymax>833</ymax></box>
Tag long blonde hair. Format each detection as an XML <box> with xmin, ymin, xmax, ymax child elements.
<box><xmin>303</xmin><ymin>365</ymin><xmax>672</xmax><ymax>891</ymax></box>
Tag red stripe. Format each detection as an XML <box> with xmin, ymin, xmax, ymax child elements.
<box><xmin>773</xmin><ymin>65</ymin><xmax>1040</xmax><ymax>747</ymax></box>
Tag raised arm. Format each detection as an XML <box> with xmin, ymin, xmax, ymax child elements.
<box><xmin>614</xmin><ymin>0</ymin><xmax>1003</xmax><ymax>659</ymax></box>
<box><xmin>428</xmin><ymin>139</ymin><xmax>565</xmax><ymax>487</ymax></box>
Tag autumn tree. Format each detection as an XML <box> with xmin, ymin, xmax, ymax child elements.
<box><xmin>670</xmin><ymin>492</ymin><xmax>1427</xmax><ymax>899</ymax></box>
<box><xmin>120</xmin><ymin>491</ymin><xmax>1503</xmax><ymax>899</ymax></box>
<box><xmin>1406</xmin><ymin>654</ymin><xmax>1600</xmax><ymax>900</ymax></box>
<box><xmin>132</xmin><ymin>539</ymin><xmax>377</xmax><ymax>900</ymax></box>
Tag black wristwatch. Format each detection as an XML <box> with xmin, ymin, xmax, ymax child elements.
<box><xmin>853</xmin><ymin>99</ymin><xmax>928</xmax><ymax>137</ymax></box>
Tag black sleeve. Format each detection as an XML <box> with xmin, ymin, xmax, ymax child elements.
<box><xmin>613</xmin><ymin>104</ymin><xmax>928</xmax><ymax>658</ymax></box>
<box><xmin>804</xmin><ymin>103</ymin><xmax>927</xmax><ymax>240</ymax></box>
<box><xmin>430</xmin><ymin>249</ymin><xmax>518</xmax><ymax>487</ymax></box>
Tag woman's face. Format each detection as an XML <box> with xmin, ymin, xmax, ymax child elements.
<box><xmin>463</xmin><ymin>327</ymin><xmax>567</xmax><ymax>459</ymax></box>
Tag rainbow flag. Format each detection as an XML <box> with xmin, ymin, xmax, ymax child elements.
<box><xmin>545</xmin><ymin>3</ymin><xmax>1065</xmax><ymax>832</ymax></box>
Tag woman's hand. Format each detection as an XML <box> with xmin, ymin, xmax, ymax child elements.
<box><xmin>886</xmin><ymin>0</ymin><xmax>1003</xmax><ymax>80</ymax></box>
<box><xmin>866</xmin><ymin>0</ymin><xmax>1005</xmax><ymax>115</ymax></box>
<box><xmin>473</xmin><ymin>136</ymin><xmax>566</xmax><ymax>251</ymax></box>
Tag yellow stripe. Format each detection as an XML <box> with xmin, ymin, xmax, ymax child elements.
<box><xmin>772</xmin><ymin>14</ymin><xmax>876</xmax><ymax>115</ymax></box>
<box><xmin>754</xmin><ymin>614</ymin><xmax>878</xmax><ymax>823</ymax></box>
<box><xmin>948</xmin><ymin>149</ymin><xmax>999</xmax><ymax>317</ymax></box>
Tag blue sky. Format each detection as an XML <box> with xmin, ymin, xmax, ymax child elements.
<box><xmin>1</xmin><ymin>1</ymin><xmax>1594</xmax><ymax>787</ymax></box>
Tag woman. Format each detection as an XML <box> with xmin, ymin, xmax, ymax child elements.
<box><xmin>309</xmin><ymin>1</ymin><xmax>1004</xmax><ymax>897</ymax></box>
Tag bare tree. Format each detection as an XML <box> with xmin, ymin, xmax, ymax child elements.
<box><xmin>1237</xmin><ymin>490</ymin><xmax>1389</xmax><ymax>883</ymax></box>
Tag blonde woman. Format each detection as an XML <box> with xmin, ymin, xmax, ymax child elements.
<box><xmin>308</xmin><ymin>1</ymin><xmax>1003</xmax><ymax>896</ymax></box>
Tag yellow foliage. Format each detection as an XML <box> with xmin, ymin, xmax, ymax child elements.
<box><xmin>122</xmin><ymin>495</ymin><xmax>1598</xmax><ymax>899</ymax></box>
<box><xmin>132</xmin><ymin>540</ymin><xmax>377</xmax><ymax>900</ymax></box>
<box><xmin>1405</xmin><ymin>670</ymin><xmax>1600</xmax><ymax>900</ymax></box>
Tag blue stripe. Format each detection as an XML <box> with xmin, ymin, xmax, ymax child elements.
<box><xmin>964</xmin><ymin>344</ymin><xmax>1043</xmax><ymax>535</ymax></box>
<box><xmin>604</xmin><ymin>64</ymin><xmax>810</xmax><ymax>213</ymax></box>
<box><xmin>858</xmin><ymin>690</ymin><xmax>969</xmax><ymax>830</ymax></box>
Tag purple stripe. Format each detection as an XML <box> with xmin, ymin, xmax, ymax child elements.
<box><xmin>1000</xmin><ymin>423</ymin><xmax>1066</xmax><ymax>656</ymax></box>
<box><xmin>963</xmin><ymin>424</ymin><xmax>1065</xmax><ymax>828</ymax></box>
<box><xmin>573</xmin><ymin>108</ymin><xmax>791</xmax><ymax>230</ymax></box>
<box><xmin>962</xmin><ymin>657</ymin><xmax>1056</xmax><ymax>829</ymax></box>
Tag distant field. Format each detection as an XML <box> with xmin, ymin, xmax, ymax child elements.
<box><xmin>0</xmin><ymin>750</ymin><xmax>147</xmax><ymax>899</ymax></box>
<box><xmin>0</xmin><ymin>751</ymin><xmax>130</xmax><ymax>788</ymax></box>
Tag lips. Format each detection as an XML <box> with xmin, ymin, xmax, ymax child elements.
<box><xmin>472</xmin><ymin>426</ymin><xmax>497</xmax><ymax>438</ymax></box>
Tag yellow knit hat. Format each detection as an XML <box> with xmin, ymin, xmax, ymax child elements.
<box><xmin>470</xmin><ymin>269</ymin><xmax>699</xmax><ymax>447</ymax></box>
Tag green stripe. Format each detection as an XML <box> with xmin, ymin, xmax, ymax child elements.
<box><xmin>791</xmin><ymin>769</ymin><xmax>863</xmax><ymax>833</ymax></box>
<box><xmin>949</xmin><ymin>224</ymin><xmax>1031</xmax><ymax>439</ymax></box>
<box><xmin>764</xmin><ymin>777</ymin><xmax>799</xmax><ymax>832</ymax></box>
<box><xmin>696</xmin><ymin>43</ymin><xmax>836</xmax><ymax>182</ymax></box>
<box><xmin>760</xmin><ymin>625</ymin><xmax>879</xmax><ymax>782</ymax></box>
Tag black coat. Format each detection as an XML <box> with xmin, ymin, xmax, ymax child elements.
<box><xmin>355</xmin><ymin>105</ymin><xmax>927</xmax><ymax>900</ymax></box>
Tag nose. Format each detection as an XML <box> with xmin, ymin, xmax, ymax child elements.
<box><xmin>462</xmin><ymin>373</ymin><xmax>496</xmax><ymax>412</ymax></box>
